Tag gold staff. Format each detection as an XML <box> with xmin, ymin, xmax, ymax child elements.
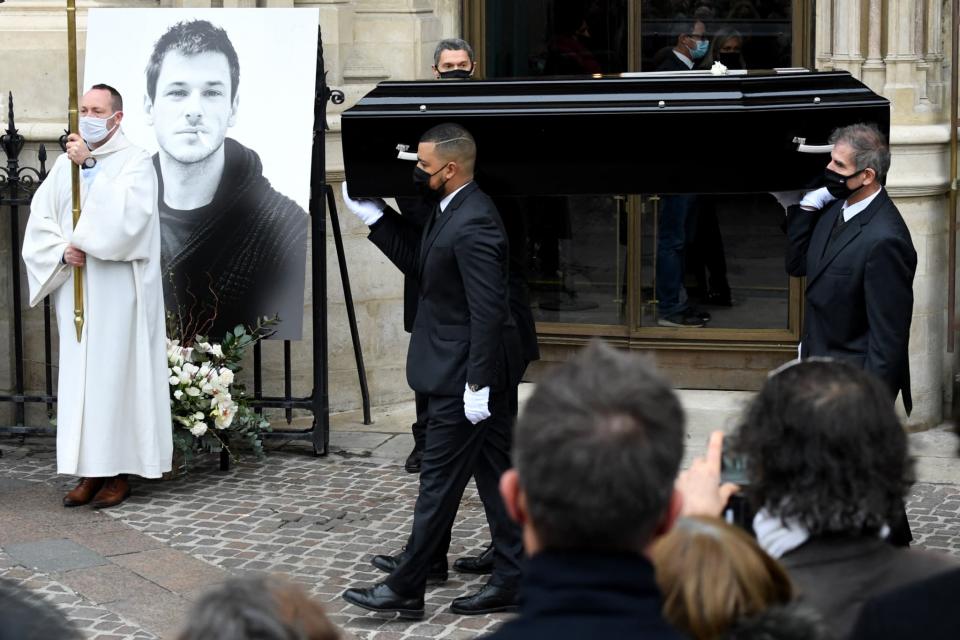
<box><xmin>66</xmin><ymin>0</ymin><xmax>83</xmax><ymax>341</ymax></box>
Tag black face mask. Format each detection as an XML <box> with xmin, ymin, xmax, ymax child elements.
<box><xmin>716</xmin><ymin>51</ymin><xmax>743</xmax><ymax>69</ymax></box>
<box><xmin>823</xmin><ymin>167</ymin><xmax>866</xmax><ymax>200</ymax></box>
<box><xmin>438</xmin><ymin>68</ymin><xmax>473</xmax><ymax>79</ymax></box>
<box><xmin>413</xmin><ymin>164</ymin><xmax>449</xmax><ymax>203</ymax></box>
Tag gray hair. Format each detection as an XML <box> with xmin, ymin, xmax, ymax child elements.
<box><xmin>177</xmin><ymin>575</ymin><xmax>339</xmax><ymax>640</ymax></box>
<box><xmin>433</xmin><ymin>38</ymin><xmax>475</xmax><ymax>66</ymax></box>
<box><xmin>829</xmin><ymin>123</ymin><xmax>891</xmax><ymax>184</ymax></box>
<box><xmin>0</xmin><ymin>578</ymin><xmax>82</xmax><ymax>640</ymax></box>
<box><xmin>514</xmin><ymin>340</ymin><xmax>685</xmax><ymax>553</ymax></box>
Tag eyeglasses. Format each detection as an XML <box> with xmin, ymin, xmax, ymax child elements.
<box><xmin>685</xmin><ymin>33</ymin><xmax>708</xmax><ymax>41</ymax></box>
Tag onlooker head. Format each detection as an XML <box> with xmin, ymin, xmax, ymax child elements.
<box><xmin>0</xmin><ymin>578</ymin><xmax>82</xmax><ymax>640</ymax></box>
<box><xmin>733</xmin><ymin>359</ymin><xmax>914</xmax><ymax>537</ymax></box>
<box><xmin>177</xmin><ymin>575</ymin><xmax>339</xmax><ymax>640</ymax></box>
<box><xmin>704</xmin><ymin>29</ymin><xmax>746</xmax><ymax>69</ymax></box>
<box><xmin>670</xmin><ymin>18</ymin><xmax>709</xmax><ymax>61</ymax></box>
<box><xmin>432</xmin><ymin>38</ymin><xmax>476</xmax><ymax>79</ymax></box>
<box><xmin>500</xmin><ymin>340</ymin><xmax>685</xmax><ymax>555</ymax></box>
<box><xmin>652</xmin><ymin>516</ymin><xmax>809</xmax><ymax>639</ymax></box>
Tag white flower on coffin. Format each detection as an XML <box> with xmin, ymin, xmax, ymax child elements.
<box><xmin>190</xmin><ymin>423</ymin><xmax>208</xmax><ymax>437</ymax></box>
<box><xmin>217</xmin><ymin>368</ymin><xmax>235</xmax><ymax>386</ymax></box>
<box><xmin>173</xmin><ymin>390</ymin><xmax>184</xmax><ymax>400</ymax></box>
<box><xmin>209</xmin><ymin>344</ymin><xmax>224</xmax><ymax>359</ymax></box>
<box><xmin>168</xmin><ymin>375</ymin><xmax>180</xmax><ymax>386</ymax></box>
<box><xmin>710</xmin><ymin>60</ymin><xmax>728</xmax><ymax>76</ymax></box>
<box><xmin>186</xmin><ymin>386</ymin><xmax>201</xmax><ymax>397</ymax></box>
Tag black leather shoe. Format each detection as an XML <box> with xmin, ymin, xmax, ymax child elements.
<box><xmin>342</xmin><ymin>583</ymin><xmax>424</xmax><ymax>619</ymax></box>
<box><xmin>453</xmin><ymin>544</ymin><xmax>494</xmax><ymax>575</ymax></box>
<box><xmin>370</xmin><ymin>553</ymin><xmax>448</xmax><ymax>584</ymax></box>
<box><xmin>404</xmin><ymin>447</ymin><xmax>423</xmax><ymax>474</ymax></box>
<box><xmin>450</xmin><ymin>583</ymin><xmax>519</xmax><ymax>615</ymax></box>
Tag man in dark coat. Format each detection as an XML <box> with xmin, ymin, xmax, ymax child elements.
<box><xmin>784</xmin><ymin>123</ymin><xmax>915</xmax><ymax>414</ymax></box>
<box><xmin>341</xmin><ymin>123</ymin><xmax>524</xmax><ymax>618</ymax></box>
<box><xmin>397</xmin><ymin>38</ymin><xmax>539</xmax><ymax>476</ymax></box>
<box><xmin>486</xmin><ymin>341</ymin><xmax>685</xmax><ymax>640</ymax></box>
<box><xmin>145</xmin><ymin>19</ymin><xmax>308</xmax><ymax>340</ymax></box>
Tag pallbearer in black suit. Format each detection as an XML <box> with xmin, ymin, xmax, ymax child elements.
<box><xmin>783</xmin><ymin>123</ymin><xmax>916</xmax><ymax>414</ymax></box>
<box><xmin>780</xmin><ymin>123</ymin><xmax>916</xmax><ymax>546</ymax></box>
<box><xmin>341</xmin><ymin>124</ymin><xmax>523</xmax><ymax>618</ymax></box>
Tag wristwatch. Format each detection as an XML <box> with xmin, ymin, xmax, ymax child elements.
<box><xmin>468</xmin><ymin>383</ymin><xmax>481</xmax><ymax>392</ymax></box>
<box><xmin>81</xmin><ymin>156</ymin><xmax>97</xmax><ymax>170</ymax></box>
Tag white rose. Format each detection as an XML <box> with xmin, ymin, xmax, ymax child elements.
<box><xmin>173</xmin><ymin>390</ymin><xmax>184</xmax><ymax>400</ymax></box>
<box><xmin>190</xmin><ymin>423</ymin><xmax>208</xmax><ymax>437</ymax></box>
<box><xmin>710</xmin><ymin>60</ymin><xmax>728</xmax><ymax>76</ymax></box>
<box><xmin>209</xmin><ymin>344</ymin><xmax>224</xmax><ymax>359</ymax></box>
<box><xmin>218</xmin><ymin>368</ymin><xmax>235</xmax><ymax>386</ymax></box>
<box><xmin>168</xmin><ymin>376</ymin><xmax>180</xmax><ymax>386</ymax></box>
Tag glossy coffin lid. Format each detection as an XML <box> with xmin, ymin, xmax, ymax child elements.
<box><xmin>341</xmin><ymin>70</ymin><xmax>890</xmax><ymax>197</ymax></box>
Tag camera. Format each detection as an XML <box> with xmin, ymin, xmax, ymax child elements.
<box><xmin>720</xmin><ymin>450</ymin><xmax>755</xmax><ymax>534</ymax></box>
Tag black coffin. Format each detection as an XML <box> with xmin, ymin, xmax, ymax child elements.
<box><xmin>340</xmin><ymin>70</ymin><xmax>889</xmax><ymax>197</ymax></box>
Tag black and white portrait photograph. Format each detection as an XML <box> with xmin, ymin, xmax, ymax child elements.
<box><xmin>84</xmin><ymin>8</ymin><xmax>318</xmax><ymax>340</ymax></box>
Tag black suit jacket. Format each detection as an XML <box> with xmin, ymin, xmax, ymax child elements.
<box><xmin>781</xmin><ymin>536</ymin><xmax>957</xmax><ymax>639</ymax></box>
<box><xmin>483</xmin><ymin>551</ymin><xmax>682</xmax><ymax>640</ymax></box>
<box><xmin>369</xmin><ymin>182</ymin><xmax>521</xmax><ymax>395</ymax></box>
<box><xmin>656</xmin><ymin>51</ymin><xmax>693</xmax><ymax>71</ymax></box>
<box><xmin>849</xmin><ymin>567</ymin><xmax>960</xmax><ymax>640</ymax></box>
<box><xmin>396</xmin><ymin>195</ymin><xmax>540</xmax><ymax>367</ymax></box>
<box><xmin>785</xmin><ymin>189</ymin><xmax>916</xmax><ymax>413</ymax></box>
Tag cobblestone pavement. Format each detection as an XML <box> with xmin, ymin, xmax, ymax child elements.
<box><xmin>1</xmin><ymin>421</ymin><xmax>959</xmax><ymax>640</ymax></box>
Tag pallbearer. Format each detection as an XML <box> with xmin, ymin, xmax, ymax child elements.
<box><xmin>22</xmin><ymin>84</ymin><xmax>172</xmax><ymax>508</ymax></box>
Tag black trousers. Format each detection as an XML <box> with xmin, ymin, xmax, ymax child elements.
<box><xmin>386</xmin><ymin>390</ymin><xmax>523</xmax><ymax>597</ymax></box>
<box><xmin>412</xmin><ymin>391</ymin><xmax>428</xmax><ymax>452</ymax></box>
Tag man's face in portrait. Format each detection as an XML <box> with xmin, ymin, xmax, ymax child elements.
<box><xmin>145</xmin><ymin>50</ymin><xmax>238</xmax><ymax>164</ymax></box>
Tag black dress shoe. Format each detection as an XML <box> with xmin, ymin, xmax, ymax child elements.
<box><xmin>342</xmin><ymin>583</ymin><xmax>424</xmax><ymax>619</ymax></box>
<box><xmin>450</xmin><ymin>583</ymin><xmax>519</xmax><ymax>615</ymax></box>
<box><xmin>370</xmin><ymin>553</ymin><xmax>448</xmax><ymax>584</ymax></box>
<box><xmin>453</xmin><ymin>544</ymin><xmax>494</xmax><ymax>575</ymax></box>
<box><xmin>404</xmin><ymin>447</ymin><xmax>423</xmax><ymax>474</ymax></box>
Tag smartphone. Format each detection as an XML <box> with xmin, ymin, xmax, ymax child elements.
<box><xmin>720</xmin><ymin>450</ymin><xmax>755</xmax><ymax>535</ymax></box>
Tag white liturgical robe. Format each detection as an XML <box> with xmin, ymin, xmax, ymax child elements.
<box><xmin>22</xmin><ymin>131</ymin><xmax>172</xmax><ymax>478</ymax></box>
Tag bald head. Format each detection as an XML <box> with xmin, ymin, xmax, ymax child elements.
<box><xmin>420</xmin><ymin>123</ymin><xmax>476</xmax><ymax>176</ymax></box>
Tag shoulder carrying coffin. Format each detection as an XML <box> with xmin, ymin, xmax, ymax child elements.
<box><xmin>340</xmin><ymin>70</ymin><xmax>890</xmax><ymax>197</ymax></box>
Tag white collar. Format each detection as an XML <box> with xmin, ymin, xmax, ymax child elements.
<box><xmin>672</xmin><ymin>50</ymin><xmax>694</xmax><ymax>69</ymax></box>
<box><xmin>841</xmin><ymin>187</ymin><xmax>882</xmax><ymax>222</ymax></box>
<box><xmin>439</xmin><ymin>181</ymin><xmax>471</xmax><ymax>213</ymax></box>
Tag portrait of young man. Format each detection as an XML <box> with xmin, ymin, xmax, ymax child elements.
<box><xmin>143</xmin><ymin>19</ymin><xmax>309</xmax><ymax>340</ymax></box>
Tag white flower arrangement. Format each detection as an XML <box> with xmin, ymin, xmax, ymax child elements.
<box><xmin>165</xmin><ymin>320</ymin><xmax>273</xmax><ymax>472</ymax></box>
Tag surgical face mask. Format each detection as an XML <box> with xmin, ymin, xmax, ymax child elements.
<box><xmin>412</xmin><ymin>164</ymin><xmax>450</xmax><ymax>203</ymax></box>
<box><xmin>79</xmin><ymin>112</ymin><xmax>119</xmax><ymax>144</ymax></box>
<box><xmin>690</xmin><ymin>39</ymin><xmax>709</xmax><ymax>60</ymax></box>
<box><xmin>823</xmin><ymin>167</ymin><xmax>866</xmax><ymax>200</ymax></box>
<box><xmin>438</xmin><ymin>67</ymin><xmax>473</xmax><ymax>80</ymax></box>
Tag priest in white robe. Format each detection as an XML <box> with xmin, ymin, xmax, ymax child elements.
<box><xmin>22</xmin><ymin>84</ymin><xmax>171</xmax><ymax>508</ymax></box>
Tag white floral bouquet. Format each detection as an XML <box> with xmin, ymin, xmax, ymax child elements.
<box><xmin>166</xmin><ymin>320</ymin><xmax>273</xmax><ymax>471</ymax></box>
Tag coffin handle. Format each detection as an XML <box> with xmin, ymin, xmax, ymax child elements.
<box><xmin>396</xmin><ymin>144</ymin><xmax>418</xmax><ymax>161</ymax></box>
<box><xmin>793</xmin><ymin>137</ymin><xmax>834</xmax><ymax>154</ymax></box>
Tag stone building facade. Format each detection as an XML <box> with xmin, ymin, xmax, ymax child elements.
<box><xmin>0</xmin><ymin>0</ymin><xmax>956</xmax><ymax>428</ymax></box>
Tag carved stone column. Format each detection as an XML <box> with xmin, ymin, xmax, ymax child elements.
<box><xmin>830</xmin><ymin>0</ymin><xmax>864</xmax><ymax>77</ymax></box>
<box><xmin>861</xmin><ymin>0</ymin><xmax>885</xmax><ymax>93</ymax></box>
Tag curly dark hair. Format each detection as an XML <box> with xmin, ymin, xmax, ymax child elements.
<box><xmin>732</xmin><ymin>360</ymin><xmax>915</xmax><ymax>536</ymax></box>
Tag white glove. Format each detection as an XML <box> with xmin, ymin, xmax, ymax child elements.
<box><xmin>463</xmin><ymin>384</ymin><xmax>491</xmax><ymax>425</ymax></box>
<box><xmin>769</xmin><ymin>191</ymin><xmax>804</xmax><ymax>211</ymax></box>
<box><xmin>341</xmin><ymin>181</ymin><xmax>385</xmax><ymax>226</ymax></box>
<box><xmin>799</xmin><ymin>186</ymin><xmax>837</xmax><ymax>211</ymax></box>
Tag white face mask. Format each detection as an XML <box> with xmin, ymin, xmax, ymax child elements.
<box><xmin>79</xmin><ymin>112</ymin><xmax>119</xmax><ymax>144</ymax></box>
